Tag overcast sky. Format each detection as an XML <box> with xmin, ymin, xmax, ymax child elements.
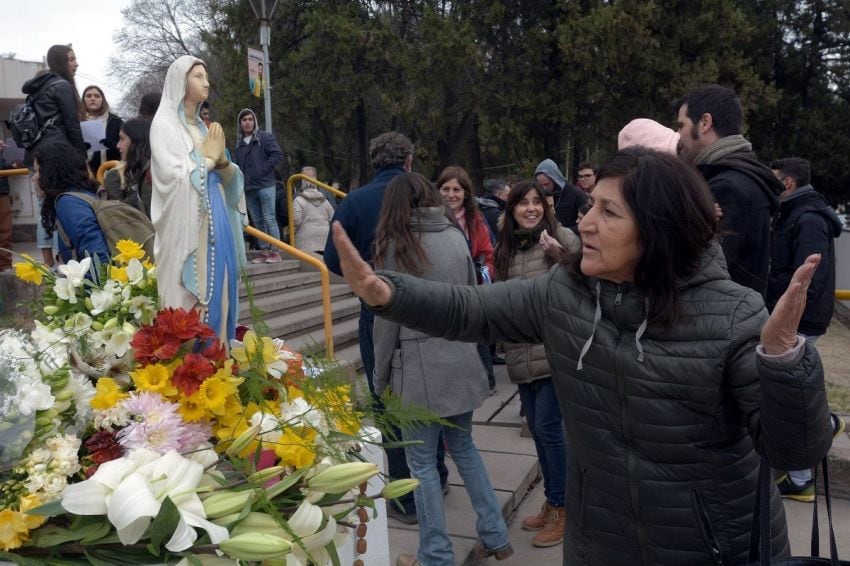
<box><xmin>3</xmin><ymin>0</ymin><xmax>131</xmax><ymax>106</ymax></box>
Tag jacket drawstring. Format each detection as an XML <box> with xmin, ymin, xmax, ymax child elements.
<box><xmin>577</xmin><ymin>281</ymin><xmax>602</xmax><ymax>371</ymax></box>
<box><xmin>634</xmin><ymin>298</ymin><xmax>649</xmax><ymax>363</ymax></box>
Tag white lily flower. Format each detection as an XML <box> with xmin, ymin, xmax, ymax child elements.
<box><xmin>65</xmin><ymin>312</ymin><xmax>93</xmax><ymax>333</ymax></box>
<box><xmin>285</xmin><ymin>501</ymin><xmax>339</xmax><ymax>566</ymax></box>
<box><xmin>61</xmin><ymin>449</ymin><xmax>229</xmax><ymax>552</ymax></box>
<box><xmin>57</xmin><ymin>257</ymin><xmax>91</xmax><ymax>287</ymax></box>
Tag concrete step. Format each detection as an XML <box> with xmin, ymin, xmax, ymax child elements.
<box><xmin>283</xmin><ymin>316</ymin><xmax>361</xmax><ymax>357</ymax></box>
<box><xmin>263</xmin><ymin>296</ymin><xmax>361</xmax><ymax>340</ymax></box>
<box><xmin>239</xmin><ymin>270</ymin><xmax>322</xmax><ymax>299</ymax></box>
<box><xmin>238</xmin><ymin>284</ymin><xmax>354</xmax><ymax>323</ymax></box>
<box><xmin>242</xmin><ymin>259</ymin><xmax>302</xmax><ymax>282</ymax></box>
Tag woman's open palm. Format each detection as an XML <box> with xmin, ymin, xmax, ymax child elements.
<box><xmin>761</xmin><ymin>254</ymin><xmax>820</xmax><ymax>354</ymax></box>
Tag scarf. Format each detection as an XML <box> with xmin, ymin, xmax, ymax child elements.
<box><xmin>693</xmin><ymin>134</ymin><xmax>752</xmax><ymax>165</ymax></box>
<box><xmin>513</xmin><ymin>226</ymin><xmax>544</xmax><ymax>251</ymax></box>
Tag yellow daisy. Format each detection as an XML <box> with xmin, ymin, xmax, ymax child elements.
<box><xmin>90</xmin><ymin>377</ymin><xmax>129</xmax><ymax>410</ymax></box>
<box><xmin>179</xmin><ymin>391</ymin><xmax>208</xmax><ymax>422</ymax></box>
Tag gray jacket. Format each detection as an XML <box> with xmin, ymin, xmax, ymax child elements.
<box><xmin>373</xmin><ymin>207</ymin><xmax>489</xmax><ymax>417</ymax></box>
<box><xmin>374</xmin><ymin>242</ymin><xmax>832</xmax><ymax>565</ymax></box>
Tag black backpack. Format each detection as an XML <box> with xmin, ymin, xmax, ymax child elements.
<box><xmin>8</xmin><ymin>81</ymin><xmax>62</xmax><ymax>150</ymax></box>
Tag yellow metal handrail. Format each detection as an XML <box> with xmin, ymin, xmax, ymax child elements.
<box><xmin>244</xmin><ymin>225</ymin><xmax>335</xmax><ymax>358</ymax></box>
<box><xmin>286</xmin><ymin>174</ymin><xmax>347</xmax><ymax>249</ymax></box>
<box><xmin>0</xmin><ymin>168</ymin><xmax>29</xmax><ymax>178</ymax></box>
<box><xmin>837</xmin><ymin>290</ymin><xmax>850</xmax><ymax>301</ymax></box>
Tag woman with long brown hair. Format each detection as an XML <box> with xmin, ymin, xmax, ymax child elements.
<box><xmin>81</xmin><ymin>85</ymin><xmax>123</xmax><ymax>173</ymax></box>
<box><xmin>373</xmin><ymin>172</ymin><xmax>512</xmax><ymax>566</ymax></box>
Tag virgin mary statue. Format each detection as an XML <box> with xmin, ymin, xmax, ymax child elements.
<box><xmin>150</xmin><ymin>55</ymin><xmax>247</xmax><ymax>342</ymax></box>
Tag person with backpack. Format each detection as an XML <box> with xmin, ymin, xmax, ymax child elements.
<box><xmin>32</xmin><ymin>140</ymin><xmax>109</xmax><ymax>266</ymax></box>
<box><xmin>18</xmin><ymin>44</ymin><xmax>85</xmax><ymax>267</ymax></box>
<box><xmin>234</xmin><ymin>108</ymin><xmax>284</xmax><ymax>263</ymax></box>
<box><xmin>20</xmin><ymin>44</ymin><xmax>85</xmax><ymax>165</ymax></box>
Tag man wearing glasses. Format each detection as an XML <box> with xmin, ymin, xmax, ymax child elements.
<box><xmin>575</xmin><ymin>162</ymin><xmax>598</xmax><ymax>194</ymax></box>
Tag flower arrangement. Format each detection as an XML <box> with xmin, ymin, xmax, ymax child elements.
<box><xmin>1</xmin><ymin>242</ymin><xmax>417</xmax><ymax>565</ymax></box>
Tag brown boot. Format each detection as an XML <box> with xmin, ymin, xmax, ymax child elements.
<box><xmin>532</xmin><ymin>505</ymin><xmax>565</xmax><ymax>547</ymax></box>
<box><xmin>521</xmin><ymin>500</ymin><xmax>552</xmax><ymax>531</ymax></box>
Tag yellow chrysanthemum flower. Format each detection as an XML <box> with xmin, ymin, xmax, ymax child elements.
<box><xmin>90</xmin><ymin>377</ymin><xmax>129</xmax><ymax>410</ymax></box>
<box><xmin>131</xmin><ymin>364</ymin><xmax>178</xmax><ymax>397</ymax></box>
<box><xmin>109</xmin><ymin>265</ymin><xmax>128</xmax><ymax>284</ymax></box>
<box><xmin>13</xmin><ymin>254</ymin><xmax>44</xmax><ymax>286</ymax></box>
<box><xmin>273</xmin><ymin>428</ymin><xmax>317</xmax><ymax>469</ymax></box>
<box><xmin>0</xmin><ymin>508</ymin><xmax>30</xmax><ymax>551</ymax></box>
<box><xmin>113</xmin><ymin>239</ymin><xmax>145</xmax><ymax>264</ymax></box>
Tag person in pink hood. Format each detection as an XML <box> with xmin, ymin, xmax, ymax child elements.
<box><xmin>617</xmin><ymin>118</ymin><xmax>680</xmax><ymax>154</ymax></box>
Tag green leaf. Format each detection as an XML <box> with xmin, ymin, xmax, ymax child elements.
<box><xmin>27</xmin><ymin>521</ymin><xmax>106</xmax><ymax>548</ymax></box>
<box><xmin>79</xmin><ymin>519</ymin><xmax>113</xmax><ymax>544</ymax></box>
<box><xmin>25</xmin><ymin>499</ymin><xmax>66</xmax><ymax>517</ymax></box>
<box><xmin>149</xmin><ymin>496</ymin><xmax>180</xmax><ymax>550</ymax></box>
<box><xmin>0</xmin><ymin>550</ymin><xmax>46</xmax><ymax>565</ymax></box>
<box><xmin>326</xmin><ymin>540</ymin><xmax>341</xmax><ymax>566</ymax></box>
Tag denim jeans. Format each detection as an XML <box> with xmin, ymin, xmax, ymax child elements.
<box><xmin>518</xmin><ymin>378</ymin><xmax>567</xmax><ymax>507</ymax></box>
<box><xmin>404</xmin><ymin>412</ymin><xmax>509</xmax><ymax>565</ymax></box>
<box><xmin>245</xmin><ymin>185</ymin><xmax>280</xmax><ymax>249</ymax></box>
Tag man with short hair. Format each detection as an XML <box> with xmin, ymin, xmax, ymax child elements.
<box><xmin>675</xmin><ymin>84</ymin><xmax>782</xmax><ymax>297</ymax></box>
<box><xmin>234</xmin><ymin>108</ymin><xmax>285</xmax><ymax>263</ymax></box>
<box><xmin>575</xmin><ymin>162</ymin><xmax>598</xmax><ymax>194</ymax></box>
<box><xmin>477</xmin><ymin>178</ymin><xmax>510</xmax><ymax>237</ymax></box>
<box><xmin>534</xmin><ymin>159</ymin><xmax>587</xmax><ymax>232</ymax></box>
<box><xmin>323</xmin><ymin>132</ymin><xmax>425</xmax><ymax>524</ymax></box>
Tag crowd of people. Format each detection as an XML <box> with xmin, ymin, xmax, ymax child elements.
<box><xmin>8</xmin><ymin>43</ymin><xmax>848</xmax><ymax>566</ymax></box>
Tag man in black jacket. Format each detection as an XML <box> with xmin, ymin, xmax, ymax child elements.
<box><xmin>234</xmin><ymin>109</ymin><xmax>284</xmax><ymax>263</ymax></box>
<box><xmin>675</xmin><ymin>85</ymin><xmax>783</xmax><ymax>298</ymax></box>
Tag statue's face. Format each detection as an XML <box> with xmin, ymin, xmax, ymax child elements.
<box><xmin>185</xmin><ymin>64</ymin><xmax>209</xmax><ymax>106</ymax></box>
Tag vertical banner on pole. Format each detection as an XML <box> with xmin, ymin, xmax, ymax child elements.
<box><xmin>248</xmin><ymin>48</ymin><xmax>264</xmax><ymax>98</ymax></box>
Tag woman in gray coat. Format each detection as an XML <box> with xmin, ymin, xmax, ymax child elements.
<box><xmin>372</xmin><ymin>173</ymin><xmax>512</xmax><ymax>566</ymax></box>
<box><xmin>333</xmin><ymin>149</ymin><xmax>833</xmax><ymax>565</ymax></box>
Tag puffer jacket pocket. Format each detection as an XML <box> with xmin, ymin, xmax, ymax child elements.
<box><xmin>691</xmin><ymin>489</ymin><xmax>725</xmax><ymax>565</ymax></box>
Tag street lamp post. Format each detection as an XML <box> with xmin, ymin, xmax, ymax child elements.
<box><xmin>249</xmin><ymin>0</ymin><xmax>279</xmax><ymax>133</ymax></box>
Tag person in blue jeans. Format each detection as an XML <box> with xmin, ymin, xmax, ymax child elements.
<box><xmin>493</xmin><ymin>180</ymin><xmax>581</xmax><ymax>548</ymax></box>
<box><xmin>233</xmin><ymin>108</ymin><xmax>284</xmax><ymax>263</ymax></box>
<box><xmin>372</xmin><ymin>173</ymin><xmax>512</xmax><ymax>566</ymax></box>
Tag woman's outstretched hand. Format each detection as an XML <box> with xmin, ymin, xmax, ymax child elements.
<box><xmin>332</xmin><ymin>222</ymin><xmax>392</xmax><ymax>307</ymax></box>
<box><xmin>761</xmin><ymin>254</ymin><xmax>820</xmax><ymax>355</ymax></box>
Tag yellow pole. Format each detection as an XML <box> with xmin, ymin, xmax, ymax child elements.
<box><xmin>244</xmin><ymin>225</ymin><xmax>335</xmax><ymax>358</ymax></box>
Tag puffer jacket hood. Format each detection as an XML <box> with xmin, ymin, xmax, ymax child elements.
<box><xmin>236</xmin><ymin>108</ymin><xmax>259</xmax><ymax>138</ymax></box>
<box><xmin>697</xmin><ymin>150</ymin><xmax>782</xmax><ymax>215</ymax></box>
<box><xmin>534</xmin><ymin>158</ymin><xmax>567</xmax><ymax>190</ymax></box>
<box><xmin>300</xmin><ymin>186</ymin><xmax>328</xmax><ymax>206</ymax></box>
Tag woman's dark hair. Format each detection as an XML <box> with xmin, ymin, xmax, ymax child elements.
<box><xmin>493</xmin><ymin>180</ymin><xmax>560</xmax><ymax>281</ymax></box>
<box><xmin>120</xmin><ymin>119</ymin><xmax>152</xmax><ymax>187</ymax></box>
<box><xmin>46</xmin><ymin>44</ymin><xmax>83</xmax><ymax>118</ymax></box>
<box><xmin>435</xmin><ymin>165</ymin><xmax>485</xmax><ymax>239</ymax></box>
<box><xmin>81</xmin><ymin>85</ymin><xmax>109</xmax><ymax>116</ymax></box>
<box><xmin>33</xmin><ymin>140</ymin><xmax>97</xmax><ymax>236</ymax></box>
<box><xmin>570</xmin><ymin>147</ymin><xmax>718</xmax><ymax>329</ymax></box>
<box><xmin>374</xmin><ymin>172</ymin><xmax>446</xmax><ymax>276</ymax></box>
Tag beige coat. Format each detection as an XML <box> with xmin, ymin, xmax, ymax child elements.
<box><xmin>293</xmin><ymin>187</ymin><xmax>334</xmax><ymax>253</ymax></box>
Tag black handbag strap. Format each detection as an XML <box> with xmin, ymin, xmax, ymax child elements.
<box><xmin>748</xmin><ymin>455</ymin><xmax>840</xmax><ymax>565</ymax></box>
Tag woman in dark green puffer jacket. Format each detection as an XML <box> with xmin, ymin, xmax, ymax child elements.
<box><xmin>332</xmin><ymin>148</ymin><xmax>833</xmax><ymax>566</ymax></box>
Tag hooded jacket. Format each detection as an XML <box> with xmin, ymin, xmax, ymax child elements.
<box><xmin>372</xmin><ymin>206</ymin><xmax>488</xmax><ymax>417</ymax></box>
<box><xmin>233</xmin><ymin>108</ymin><xmax>284</xmax><ymax>190</ymax></box>
<box><xmin>293</xmin><ymin>186</ymin><xmax>334</xmax><ymax>253</ymax></box>
<box><xmin>696</xmin><ymin>150</ymin><xmax>782</xmax><ymax>298</ymax></box>
<box><xmin>766</xmin><ymin>185</ymin><xmax>844</xmax><ymax>336</ymax></box>
<box><xmin>534</xmin><ymin>159</ymin><xmax>587</xmax><ymax>232</ymax></box>
<box><xmin>21</xmin><ymin>72</ymin><xmax>85</xmax><ymax>162</ymax></box>
<box><xmin>373</xmin><ymin>243</ymin><xmax>832</xmax><ymax>565</ymax></box>
<box><xmin>476</xmin><ymin>195</ymin><xmax>505</xmax><ymax>237</ymax></box>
